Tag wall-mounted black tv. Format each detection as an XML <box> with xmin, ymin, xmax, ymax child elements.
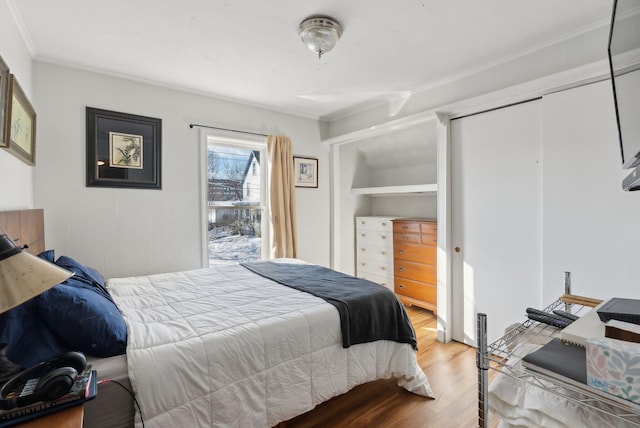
<box><xmin>608</xmin><ymin>0</ymin><xmax>640</xmax><ymax>190</ymax></box>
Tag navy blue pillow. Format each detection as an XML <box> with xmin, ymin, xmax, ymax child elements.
<box><xmin>0</xmin><ymin>299</ymin><xmax>69</xmax><ymax>368</ymax></box>
<box><xmin>36</xmin><ymin>253</ymin><xmax>127</xmax><ymax>357</ymax></box>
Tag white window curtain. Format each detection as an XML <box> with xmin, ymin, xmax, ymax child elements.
<box><xmin>266</xmin><ymin>135</ymin><xmax>297</xmax><ymax>258</ymax></box>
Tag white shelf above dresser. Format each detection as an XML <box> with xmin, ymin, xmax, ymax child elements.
<box><xmin>351</xmin><ymin>183</ymin><xmax>438</xmax><ymax>197</ymax></box>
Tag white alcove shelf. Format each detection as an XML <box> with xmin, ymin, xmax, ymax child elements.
<box><xmin>350</xmin><ymin>183</ymin><xmax>438</xmax><ymax>196</ymax></box>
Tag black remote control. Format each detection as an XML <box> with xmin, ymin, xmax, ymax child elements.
<box><xmin>526</xmin><ymin>312</ymin><xmax>571</xmax><ymax>328</ymax></box>
<box><xmin>552</xmin><ymin>309</ymin><xmax>579</xmax><ymax>322</ymax></box>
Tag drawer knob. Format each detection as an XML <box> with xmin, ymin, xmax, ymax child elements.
<box><xmin>381</xmin><ymin>267</ymin><xmax>386</xmax><ymax>271</ymax></box>
<box><xmin>381</xmin><ymin>236</ymin><xmax>386</xmax><ymax>239</ymax></box>
<box><xmin>398</xmin><ymin>267</ymin><xmax>405</xmax><ymax>272</ymax></box>
<box><xmin>403</xmin><ymin>236</ymin><xmax>409</xmax><ymax>240</ymax></box>
<box><xmin>381</xmin><ymin>222</ymin><xmax>387</xmax><ymax>226</ymax></box>
<box><xmin>402</xmin><ymin>226</ymin><xmax>409</xmax><ymax>230</ymax></box>
<box><xmin>361</xmin><ymin>248</ymin><xmax>366</xmax><ymax>251</ymax></box>
<box><xmin>398</xmin><ymin>284</ymin><xmax>405</xmax><ymax>289</ymax></box>
<box><xmin>398</xmin><ymin>249</ymin><xmax>404</xmax><ymax>254</ymax></box>
<box><xmin>362</xmin><ymin>233</ymin><xmax>366</xmax><ymax>237</ymax></box>
<box><xmin>381</xmin><ymin>251</ymin><xmax>386</xmax><ymax>255</ymax></box>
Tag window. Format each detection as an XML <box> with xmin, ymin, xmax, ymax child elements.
<box><xmin>204</xmin><ymin>138</ymin><xmax>268</xmax><ymax>266</ymax></box>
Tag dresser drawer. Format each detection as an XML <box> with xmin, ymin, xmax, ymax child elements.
<box><xmin>357</xmin><ymin>258</ymin><xmax>393</xmax><ymax>278</ymax></box>
<box><xmin>394</xmin><ymin>232</ymin><xmax>421</xmax><ymax>244</ymax></box>
<box><xmin>420</xmin><ymin>222</ymin><xmax>437</xmax><ymax>235</ymax></box>
<box><xmin>394</xmin><ymin>260</ymin><xmax>436</xmax><ymax>284</ymax></box>
<box><xmin>357</xmin><ymin>244</ymin><xmax>393</xmax><ymax>263</ymax></box>
<box><xmin>395</xmin><ymin>277</ymin><xmax>436</xmax><ymax>304</ymax></box>
<box><xmin>394</xmin><ymin>243</ymin><xmax>436</xmax><ymax>264</ymax></box>
<box><xmin>394</xmin><ymin>232</ymin><xmax>437</xmax><ymax>246</ymax></box>
<box><xmin>356</xmin><ymin>217</ymin><xmax>393</xmax><ymax>233</ymax></box>
<box><xmin>357</xmin><ymin>230</ymin><xmax>392</xmax><ymax>246</ymax></box>
<box><xmin>357</xmin><ymin>271</ymin><xmax>394</xmax><ymax>290</ymax></box>
<box><xmin>393</xmin><ymin>221</ymin><xmax>421</xmax><ymax>234</ymax></box>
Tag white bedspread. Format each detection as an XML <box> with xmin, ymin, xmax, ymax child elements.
<box><xmin>107</xmin><ymin>261</ymin><xmax>433</xmax><ymax>428</ymax></box>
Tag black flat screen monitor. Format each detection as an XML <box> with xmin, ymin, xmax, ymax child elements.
<box><xmin>608</xmin><ymin>0</ymin><xmax>640</xmax><ymax>172</ymax></box>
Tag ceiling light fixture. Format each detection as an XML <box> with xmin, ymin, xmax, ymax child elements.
<box><xmin>299</xmin><ymin>16</ymin><xmax>342</xmax><ymax>59</ymax></box>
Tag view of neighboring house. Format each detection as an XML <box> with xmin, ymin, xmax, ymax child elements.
<box><xmin>207</xmin><ymin>148</ymin><xmax>262</xmax><ymax>264</ymax></box>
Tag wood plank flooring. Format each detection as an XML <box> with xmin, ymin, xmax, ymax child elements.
<box><xmin>285</xmin><ymin>306</ymin><xmax>500</xmax><ymax>428</ymax></box>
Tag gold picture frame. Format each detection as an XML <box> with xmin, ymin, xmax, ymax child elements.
<box><xmin>4</xmin><ymin>74</ymin><xmax>36</xmax><ymax>165</ymax></box>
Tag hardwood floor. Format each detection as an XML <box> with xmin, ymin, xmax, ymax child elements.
<box><xmin>285</xmin><ymin>306</ymin><xmax>500</xmax><ymax>428</ymax></box>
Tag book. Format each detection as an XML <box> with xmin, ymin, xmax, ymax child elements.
<box><xmin>522</xmin><ymin>338</ymin><xmax>587</xmax><ymax>386</ymax></box>
<box><xmin>597</xmin><ymin>297</ymin><xmax>640</xmax><ymax>325</ymax></box>
<box><xmin>0</xmin><ymin>368</ymin><xmax>96</xmax><ymax>427</ymax></box>
<box><xmin>605</xmin><ymin>319</ymin><xmax>640</xmax><ymax>343</ymax></box>
<box><xmin>558</xmin><ymin>302</ymin><xmax>606</xmax><ymax>347</ymax></box>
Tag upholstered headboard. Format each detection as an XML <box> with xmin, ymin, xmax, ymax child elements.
<box><xmin>0</xmin><ymin>209</ymin><xmax>45</xmax><ymax>255</ymax></box>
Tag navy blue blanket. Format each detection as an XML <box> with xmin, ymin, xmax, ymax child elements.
<box><xmin>241</xmin><ymin>261</ymin><xmax>417</xmax><ymax>350</ymax></box>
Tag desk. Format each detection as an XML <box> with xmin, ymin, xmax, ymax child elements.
<box><xmin>14</xmin><ymin>405</ymin><xmax>83</xmax><ymax>428</ymax></box>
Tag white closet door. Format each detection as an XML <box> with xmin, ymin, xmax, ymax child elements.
<box><xmin>451</xmin><ymin>100</ymin><xmax>543</xmax><ymax>346</ymax></box>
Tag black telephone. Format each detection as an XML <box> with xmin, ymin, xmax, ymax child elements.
<box><xmin>0</xmin><ymin>351</ymin><xmax>87</xmax><ymax>410</ymax></box>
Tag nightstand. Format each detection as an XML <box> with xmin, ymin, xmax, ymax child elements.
<box><xmin>14</xmin><ymin>404</ymin><xmax>83</xmax><ymax>428</ymax></box>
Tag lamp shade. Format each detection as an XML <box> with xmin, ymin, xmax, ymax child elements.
<box><xmin>0</xmin><ymin>234</ymin><xmax>72</xmax><ymax>313</ymax></box>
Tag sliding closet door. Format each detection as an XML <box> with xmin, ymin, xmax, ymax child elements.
<box><xmin>450</xmin><ymin>100</ymin><xmax>543</xmax><ymax>345</ymax></box>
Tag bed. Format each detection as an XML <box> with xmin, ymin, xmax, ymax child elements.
<box><xmin>0</xmin><ymin>209</ymin><xmax>433</xmax><ymax>428</ymax></box>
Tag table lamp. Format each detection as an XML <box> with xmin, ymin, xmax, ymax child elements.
<box><xmin>0</xmin><ymin>233</ymin><xmax>73</xmax><ymax>379</ymax></box>
<box><xmin>0</xmin><ymin>233</ymin><xmax>72</xmax><ymax>312</ymax></box>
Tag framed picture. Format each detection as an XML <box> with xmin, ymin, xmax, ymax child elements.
<box><xmin>4</xmin><ymin>74</ymin><xmax>36</xmax><ymax>165</ymax></box>
<box><xmin>0</xmin><ymin>55</ymin><xmax>9</xmax><ymax>149</ymax></box>
<box><xmin>86</xmin><ymin>107</ymin><xmax>162</xmax><ymax>189</ymax></box>
<box><xmin>293</xmin><ymin>156</ymin><xmax>318</xmax><ymax>188</ymax></box>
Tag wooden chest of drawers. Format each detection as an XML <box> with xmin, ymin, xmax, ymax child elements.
<box><xmin>392</xmin><ymin>218</ymin><xmax>437</xmax><ymax>313</ymax></box>
<box><xmin>355</xmin><ymin>216</ymin><xmax>394</xmax><ymax>290</ymax></box>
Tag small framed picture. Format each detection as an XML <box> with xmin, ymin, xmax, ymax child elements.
<box><xmin>86</xmin><ymin>107</ymin><xmax>162</xmax><ymax>189</ymax></box>
<box><xmin>4</xmin><ymin>74</ymin><xmax>36</xmax><ymax>165</ymax></box>
<box><xmin>293</xmin><ymin>156</ymin><xmax>318</xmax><ymax>188</ymax></box>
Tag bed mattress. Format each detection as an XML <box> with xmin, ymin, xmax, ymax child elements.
<box><xmin>84</xmin><ymin>354</ymin><xmax>135</xmax><ymax>428</ymax></box>
<box><xmin>106</xmin><ymin>260</ymin><xmax>433</xmax><ymax>427</ymax></box>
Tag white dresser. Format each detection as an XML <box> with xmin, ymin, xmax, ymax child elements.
<box><xmin>355</xmin><ymin>216</ymin><xmax>395</xmax><ymax>290</ymax></box>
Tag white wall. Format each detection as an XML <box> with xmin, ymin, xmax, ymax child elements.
<box><xmin>0</xmin><ymin>0</ymin><xmax>34</xmax><ymax>210</ymax></box>
<box><xmin>32</xmin><ymin>62</ymin><xmax>329</xmax><ymax>278</ymax></box>
<box><xmin>542</xmin><ymin>79</ymin><xmax>640</xmax><ymax>302</ymax></box>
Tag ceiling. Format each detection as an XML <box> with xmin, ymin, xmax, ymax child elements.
<box><xmin>9</xmin><ymin>1</ymin><xmax>614</xmax><ymax>121</ymax></box>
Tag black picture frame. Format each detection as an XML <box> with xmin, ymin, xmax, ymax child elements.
<box><xmin>86</xmin><ymin>107</ymin><xmax>161</xmax><ymax>189</ymax></box>
<box><xmin>293</xmin><ymin>156</ymin><xmax>318</xmax><ymax>188</ymax></box>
